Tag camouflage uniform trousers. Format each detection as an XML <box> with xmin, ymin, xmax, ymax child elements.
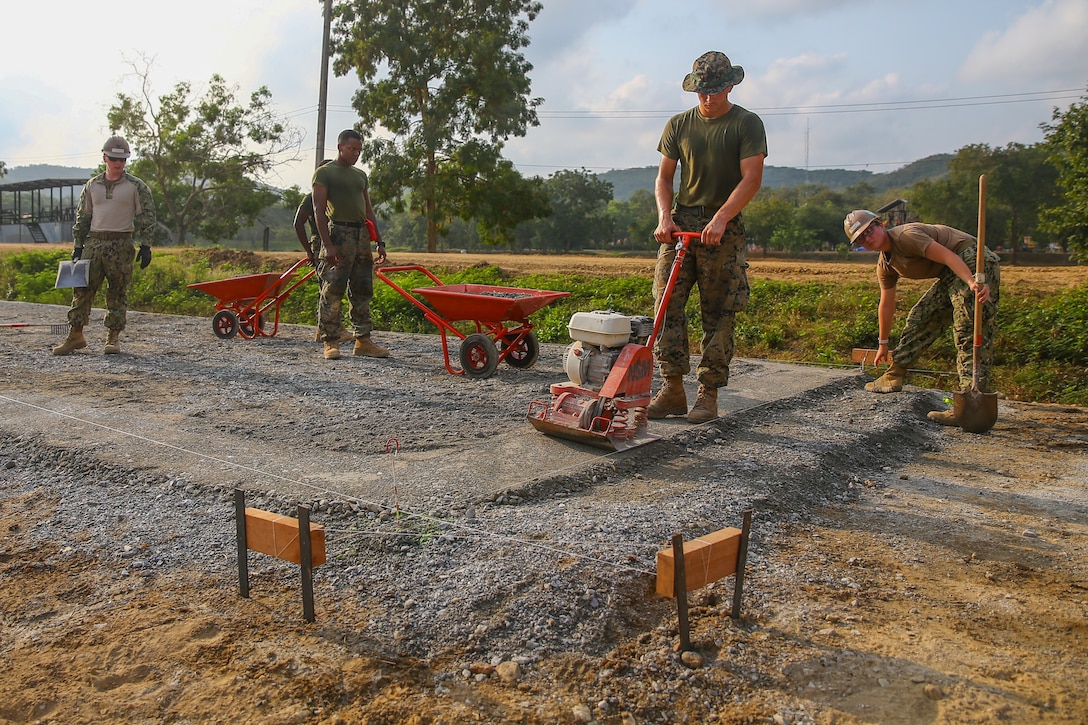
<box><xmin>317</xmin><ymin>224</ymin><xmax>375</xmax><ymax>341</ymax></box>
<box><xmin>67</xmin><ymin>236</ymin><xmax>137</xmax><ymax>331</ymax></box>
<box><xmin>652</xmin><ymin>211</ymin><xmax>751</xmax><ymax>388</ymax></box>
<box><xmin>893</xmin><ymin>245</ymin><xmax>1001</xmax><ymax>392</ymax></box>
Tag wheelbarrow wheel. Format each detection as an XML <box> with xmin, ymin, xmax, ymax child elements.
<box><xmin>500</xmin><ymin>331</ymin><xmax>539</xmax><ymax>369</ymax></box>
<box><xmin>212</xmin><ymin>310</ymin><xmax>239</xmax><ymax>339</ymax></box>
<box><xmin>459</xmin><ymin>333</ymin><xmax>499</xmax><ymax>379</ymax></box>
<box><xmin>239</xmin><ymin>313</ymin><xmax>266</xmax><ymax>337</ymax></box>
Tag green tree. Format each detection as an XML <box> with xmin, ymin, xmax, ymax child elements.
<box><xmin>514</xmin><ymin>169</ymin><xmax>612</xmax><ymax>252</ymax></box>
<box><xmin>0</xmin><ymin>161</ymin><xmax>6</xmax><ymax>179</ymax></box>
<box><xmin>909</xmin><ymin>176</ymin><xmax>977</xmax><ymax>232</ymax></box>
<box><xmin>381</xmin><ymin>209</ymin><xmax>428</xmax><ymax>251</ymax></box>
<box><xmin>910</xmin><ymin>142</ymin><xmax>1059</xmax><ymax>263</ymax></box>
<box><xmin>107</xmin><ymin>62</ymin><xmax>302</xmax><ymax>245</ymax></box>
<box><xmin>542</xmin><ymin>168</ymin><xmax>613</xmax><ymax>252</ymax></box>
<box><xmin>1041</xmin><ymin>89</ymin><xmax>1088</xmax><ymax>262</ymax></box>
<box><xmin>281</xmin><ymin>185</ymin><xmax>306</xmax><ymax>215</ymax></box>
<box><xmin>744</xmin><ymin>195</ymin><xmax>795</xmax><ymax>253</ymax></box>
<box><xmin>794</xmin><ymin>200</ymin><xmax>847</xmax><ymax>250</ymax></box>
<box><xmin>436</xmin><ymin>140</ymin><xmax>549</xmax><ymax>247</ymax></box>
<box><xmin>332</xmin><ymin>0</ymin><xmax>545</xmax><ymax>252</ymax></box>
<box><xmin>770</xmin><ymin>218</ymin><xmax>819</xmax><ymax>256</ymax></box>
<box><xmin>606</xmin><ymin>187</ymin><xmax>658</xmax><ymax>251</ymax></box>
<box><xmin>989</xmin><ymin>142</ymin><xmax>1060</xmax><ymax>259</ymax></box>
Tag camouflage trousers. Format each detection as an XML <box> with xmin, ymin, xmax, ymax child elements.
<box><xmin>66</xmin><ymin>237</ymin><xmax>136</xmax><ymax>331</ymax></box>
<box><xmin>652</xmin><ymin>212</ymin><xmax>750</xmax><ymax>388</ymax></box>
<box><xmin>317</xmin><ymin>224</ymin><xmax>374</xmax><ymax>341</ymax></box>
<box><xmin>893</xmin><ymin>245</ymin><xmax>1001</xmax><ymax>392</ymax></box>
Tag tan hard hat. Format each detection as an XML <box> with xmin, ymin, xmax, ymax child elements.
<box><xmin>844</xmin><ymin>210</ymin><xmax>879</xmax><ymax>243</ymax></box>
<box><xmin>102</xmin><ymin>135</ymin><xmax>131</xmax><ymax>159</ymax></box>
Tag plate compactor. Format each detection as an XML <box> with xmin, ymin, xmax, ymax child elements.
<box><xmin>527</xmin><ymin>232</ymin><xmax>699</xmax><ymax>451</ymax></box>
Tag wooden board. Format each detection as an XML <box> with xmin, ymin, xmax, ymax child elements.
<box><xmin>656</xmin><ymin>527</ymin><xmax>741</xmax><ymax>597</ymax></box>
<box><xmin>244</xmin><ymin>508</ymin><xmax>326</xmax><ymax>566</ymax></box>
<box><xmin>852</xmin><ymin>348</ymin><xmax>887</xmax><ymax>364</ymax></box>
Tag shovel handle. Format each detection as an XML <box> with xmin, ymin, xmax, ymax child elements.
<box><xmin>972</xmin><ymin>175</ymin><xmax>987</xmax><ymax>388</ymax></box>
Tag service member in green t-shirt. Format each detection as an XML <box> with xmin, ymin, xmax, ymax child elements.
<box><xmin>648</xmin><ymin>51</ymin><xmax>768</xmax><ymax>424</ymax></box>
<box><xmin>312</xmin><ymin>129</ymin><xmax>390</xmax><ymax>360</ymax></box>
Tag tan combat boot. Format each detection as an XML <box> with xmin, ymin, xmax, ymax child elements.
<box><xmin>646</xmin><ymin>376</ymin><xmax>687</xmax><ymax>419</ymax></box>
<box><xmin>687</xmin><ymin>384</ymin><xmax>719</xmax><ymax>424</ymax></box>
<box><xmin>323</xmin><ymin>340</ymin><xmax>341</xmax><ymax>360</ymax></box>
<box><xmin>52</xmin><ymin>326</ymin><xmax>87</xmax><ymax>356</ymax></box>
<box><xmin>353</xmin><ymin>335</ymin><xmax>390</xmax><ymax>358</ymax></box>
<box><xmin>926</xmin><ymin>409</ymin><xmax>958</xmax><ymax>426</ymax></box>
<box><xmin>865</xmin><ymin>363</ymin><xmax>907</xmax><ymax>393</ymax></box>
<box><xmin>104</xmin><ymin>329</ymin><xmax>121</xmax><ymax>355</ymax></box>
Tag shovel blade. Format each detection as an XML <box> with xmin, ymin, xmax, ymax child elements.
<box><xmin>55</xmin><ymin>260</ymin><xmax>90</xmax><ymax>289</ymax></box>
<box><xmin>952</xmin><ymin>389</ymin><xmax>999</xmax><ymax>434</ymax></box>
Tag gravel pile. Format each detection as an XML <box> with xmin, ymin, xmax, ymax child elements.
<box><xmin>0</xmin><ymin>300</ymin><xmax>947</xmax><ymax>683</ymax></box>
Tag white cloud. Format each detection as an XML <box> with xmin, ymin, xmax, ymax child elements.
<box><xmin>960</xmin><ymin>0</ymin><xmax>1088</xmax><ymax>84</ymax></box>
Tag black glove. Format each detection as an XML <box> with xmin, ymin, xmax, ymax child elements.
<box><xmin>137</xmin><ymin>245</ymin><xmax>152</xmax><ymax>269</ymax></box>
<box><xmin>72</xmin><ymin>247</ymin><xmax>83</xmax><ymax>261</ymax></box>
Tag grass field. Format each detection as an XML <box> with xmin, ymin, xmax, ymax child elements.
<box><xmin>3</xmin><ymin>244</ymin><xmax>1086</xmax><ymax>405</ymax></box>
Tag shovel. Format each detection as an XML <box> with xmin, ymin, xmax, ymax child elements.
<box><xmin>952</xmin><ymin>174</ymin><xmax>999</xmax><ymax>434</ymax></box>
<box><xmin>55</xmin><ymin>259</ymin><xmax>90</xmax><ymax>289</ymax></box>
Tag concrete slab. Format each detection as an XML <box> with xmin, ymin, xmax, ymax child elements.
<box><xmin>0</xmin><ymin>300</ymin><xmax>859</xmax><ymax>512</ymax></box>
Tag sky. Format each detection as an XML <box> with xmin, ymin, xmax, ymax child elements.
<box><xmin>2</xmin><ymin>0</ymin><xmax>1086</xmax><ymax>193</ymax></box>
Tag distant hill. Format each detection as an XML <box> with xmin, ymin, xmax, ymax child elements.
<box><xmin>599</xmin><ymin>154</ymin><xmax>953</xmax><ymax>201</ymax></box>
<box><xmin>1</xmin><ymin>164</ymin><xmax>94</xmax><ymax>185</ymax></box>
<box><xmin>3</xmin><ymin>156</ymin><xmax>952</xmax><ymax>201</ymax></box>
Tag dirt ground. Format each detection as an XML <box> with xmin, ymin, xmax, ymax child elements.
<box><xmin>1</xmin><ymin>253</ymin><xmax>1086</xmax><ymax>724</ymax></box>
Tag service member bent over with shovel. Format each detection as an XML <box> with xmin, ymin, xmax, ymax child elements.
<box><xmin>843</xmin><ymin>210</ymin><xmax>1000</xmax><ymax>425</ymax></box>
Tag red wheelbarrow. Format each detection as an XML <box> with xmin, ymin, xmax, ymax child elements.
<box><xmin>375</xmin><ymin>265</ymin><xmax>569</xmax><ymax>378</ymax></box>
<box><xmin>188</xmin><ymin>258</ymin><xmax>315</xmax><ymax>339</ymax></box>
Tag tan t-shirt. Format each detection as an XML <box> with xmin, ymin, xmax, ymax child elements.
<box><xmin>877</xmin><ymin>223</ymin><xmax>975</xmax><ymax>289</ymax></box>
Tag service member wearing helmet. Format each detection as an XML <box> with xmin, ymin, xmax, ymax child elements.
<box><xmin>648</xmin><ymin>51</ymin><xmax>767</xmax><ymax>424</ymax></box>
<box><xmin>843</xmin><ymin>210</ymin><xmax>1001</xmax><ymax>425</ymax></box>
<box><xmin>53</xmin><ymin>135</ymin><xmax>157</xmax><ymax>356</ymax></box>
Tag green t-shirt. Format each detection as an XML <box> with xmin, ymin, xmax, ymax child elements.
<box><xmin>312</xmin><ymin>163</ymin><xmax>369</xmax><ymax>222</ymax></box>
<box><xmin>658</xmin><ymin>104</ymin><xmax>767</xmax><ymax>209</ymax></box>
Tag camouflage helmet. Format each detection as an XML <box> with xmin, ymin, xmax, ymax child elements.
<box><xmin>844</xmin><ymin>210</ymin><xmax>880</xmax><ymax>243</ymax></box>
<box><xmin>101</xmin><ymin>135</ymin><xmax>131</xmax><ymax>159</ymax></box>
<box><xmin>682</xmin><ymin>51</ymin><xmax>745</xmax><ymax>95</ymax></box>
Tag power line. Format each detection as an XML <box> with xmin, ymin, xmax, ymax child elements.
<box><xmin>533</xmin><ymin>88</ymin><xmax>1083</xmax><ymax>119</ymax></box>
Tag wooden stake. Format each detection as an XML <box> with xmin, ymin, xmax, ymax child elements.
<box><xmin>731</xmin><ymin>510</ymin><xmax>752</xmax><ymax>620</ymax></box>
<box><xmin>235</xmin><ymin>489</ymin><xmax>250</xmax><ymax>598</ymax></box>
<box><xmin>299</xmin><ymin>505</ymin><xmax>315</xmax><ymax>623</ymax></box>
<box><xmin>671</xmin><ymin>533</ymin><xmax>691</xmax><ymax>652</ymax></box>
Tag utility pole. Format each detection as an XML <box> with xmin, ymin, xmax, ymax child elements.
<box><xmin>315</xmin><ymin>0</ymin><xmax>332</xmax><ymax>169</ymax></box>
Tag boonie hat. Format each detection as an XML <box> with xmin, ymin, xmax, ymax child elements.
<box><xmin>102</xmin><ymin>135</ymin><xmax>131</xmax><ymax>159</ymax></box>
<box><xmin>682</xmin><ymin>51</ymin><xmax>745</xmax><ymax>95</ymax></box>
